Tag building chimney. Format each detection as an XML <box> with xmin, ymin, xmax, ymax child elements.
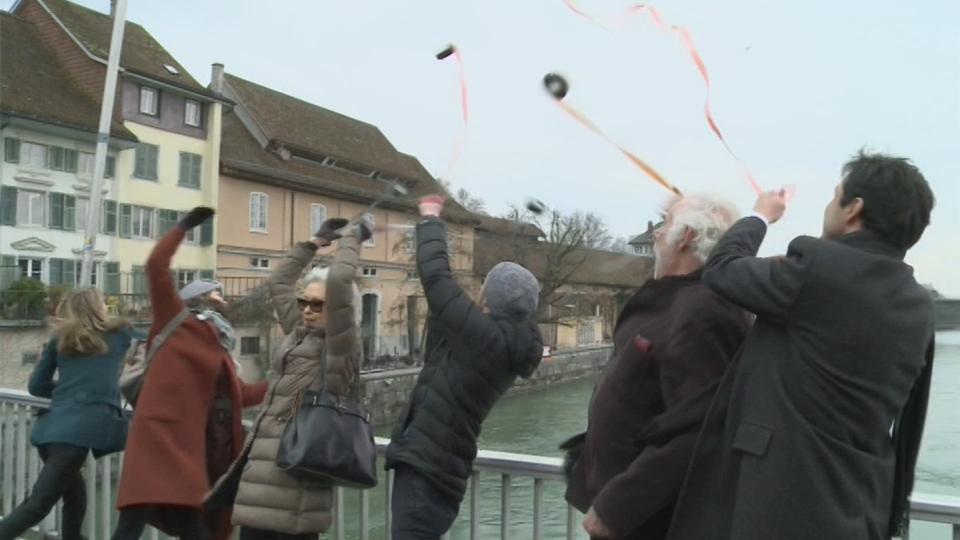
<box><xmin>647</xmin><ymin>220</ymin><xmax>653</xmax><ymax>232</ymax></box>
<box><xmin>210</xmin><ymin>63</ymin><xmax>225</xmax><ymax>93</ymax></box>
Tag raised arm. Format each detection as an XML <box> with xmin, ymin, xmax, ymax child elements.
<box><xmin>416</xmin><ymin>217</ymin><xmax>504</xmax><ymax>354</ymax></box>
<box><xmin>324</xmin><ymin>223</ymin><xmax>365</xmax><ymax>395</ymax></box>
<box><xmin>28</xmin><ymin>338</ymin><xmax>58</xmax><ymax>398</ymax></box>
<box><xmin>268</xmin><ymin>241</ymin><xmax>317</xmax><ymax>335</ymax></box>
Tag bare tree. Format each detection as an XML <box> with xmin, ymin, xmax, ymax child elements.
<box><xmin>438</xmin><ymin>179</ymin><xmax>487</xmax><ymax>215</ymax></box>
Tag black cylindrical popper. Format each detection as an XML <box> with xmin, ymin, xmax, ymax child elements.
<box><xmin>543</xmin><ymin>72</ymin><xmax>569</xmax><ymax>100</ymax></box>
<box><xmin>436</xmin><ymin>44</ymin><xmax>457</xmax><ymax>60</ymax></box>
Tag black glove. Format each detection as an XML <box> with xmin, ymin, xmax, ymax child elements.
<box><xmin>357</xmin><ymin>220</ymin><xmax>373</xmax><ymax>244</ymax></box>
<box><xmin>179</xmin><ymin>206</ymin><xmax>215</xmax><ymax>229</ymax></box>
<box><xmin>315</xmin><ymin>218</ymin><xmax>350</xmax><ymax>242</ymax></box>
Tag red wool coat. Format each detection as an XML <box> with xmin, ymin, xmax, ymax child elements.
<box><xmin>116</xmin><ymin>226</ymin><xmax>266</xmax><ymax>539</ymax></box>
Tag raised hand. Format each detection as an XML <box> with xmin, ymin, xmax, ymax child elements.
<box><xmin>178</xmin><ymin>207</ymin><xmax>215</xmax><ymax>229</ymax></box>
<box><xmin>418</xmin><ymin>194</ymin><xmax>445</xmax><ymax>218</ymax></box>
<box><xmin>753</xmin><ymin>190</ymin><xmax>788</xmax><ymax>224</ymax></box>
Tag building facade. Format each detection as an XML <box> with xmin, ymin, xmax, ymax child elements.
<box><xmin>213</xmin><ymin>69</ymin><xmax>476</xmax><ymax>363</ymax></box>
<box><xmin>10</xmin><ymin>0</ymin><xmax>227</xmax><ymax>303</ymax></box>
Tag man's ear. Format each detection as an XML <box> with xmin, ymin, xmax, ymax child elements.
<box><xmin>679</xmin><ymin>227</ymin><xmax>697</xmax><ymax>253</ymax></box>
<box><xmin>843</xmin><ymin>196</ymin><xmax>865</xmax><ymax>225</ymax></box>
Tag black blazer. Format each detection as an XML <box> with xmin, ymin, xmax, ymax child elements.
<box><xmin>667</xmin><ymin>217</ymin><xmax>935</xmax><ymax>540</ymax></box>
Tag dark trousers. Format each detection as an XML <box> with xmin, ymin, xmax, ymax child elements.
<box><xmin>111</xmin><ymin>505</ymin><xmax>209</xmax><ymax>540</ymax></box>
<box><xmin>0</xmin><ymin>443</ymin><xmax>88</xmax><ymax>540</ymax></box>
<box><xmin>239</xmin><ymin>526</ymin><xmax>319</xmax><ymax>540</ymax></box>
<box><xmin>391</xmin><ymin>465</ymin><xmax>460</xmax><ymax>540</ymax></box>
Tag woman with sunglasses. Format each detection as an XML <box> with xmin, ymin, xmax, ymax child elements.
<box><xmin>209</xmin><ymin>217</ymin><xmax>369</xmax><ymax>540</ymax></box>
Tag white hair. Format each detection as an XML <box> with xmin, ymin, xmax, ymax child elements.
<box><xmin>302</xmin><ymin>266</ymin><xmax>362</xmax><ymax>327</ymax></box>
<box><xmin>663</xmin><ymin>193</ymin><xmax>740</xmax><ymax>264</ymax></box>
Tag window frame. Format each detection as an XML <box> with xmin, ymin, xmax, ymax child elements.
<box><xmin>16</xmin><ymin>190</ymin><xmax>45</xmax><ymax>227</ymax></box>
<box><xmin>184</xmin><ymin>99</ymin><xmax>202</xmax><ymax>127</ymax></box>
<box><xmin>130</xmin><ymin>206</ymin><xmax>154</xmax><ymax>239</ymax></box>
<box><xmin>20</xmin><ymin>142</ymin><xmax>47</xmax><ymax>169</ymax></box>
<box><xmin>249</xmin><ymin>192</ymin><xmax>268</xmax><ymax>233</ymax></box>
<box><xmin>310</xmin><ymin>203</ymin><xmax>327</xmax><ymax>236</ymax></box>
<box><xmin>139</xmin><ymin>86</ymin><xmax>159</xmax><ymax>116</ymax></box>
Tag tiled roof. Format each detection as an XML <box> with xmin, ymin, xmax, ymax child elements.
<box><xmin>33</xmin><ymin>0</ymin><xmax>214</xmax><ymax>97</ymax></box>
<box><xmin>0</xmin><ymin>11</ymin><xmax>136</xmax><ymax>141</ymax></box>
<box><xmin>474</xmin><ymin>232</ymin><xmax>653</xmax><ymax>288</ymax></box>
<box><xmin>223</xmin><ymin>73</ymin><xmax>426</xmax><ymax>180</ymax></box>
<box><xmin>220</xmin><ymin>113</ymin><xmax>474</xmax><ymax>223</ymax></box>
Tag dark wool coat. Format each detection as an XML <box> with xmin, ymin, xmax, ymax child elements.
<box><xmin>116</xmin><ymin>226</ymin><xmax>267</xmax><ymax>540</ymax></box>
<box><xmin>564</xmin><ymin>271</ymin><xmax>750</xmax><ymax>539</ymax></box>
<box><xmin>666</xmin><ymin>218</ymin><xmax>936</xmax><ymax>540</ymax></box>
<box><xmin>29</xmin><ymin>329</ymin><xmax>136</xmax><ymax>457</ymax></box>
<box><xmin>385</xmin><ymin>218</ymin><xmax>544</xmax><ymax>501</ymax></box>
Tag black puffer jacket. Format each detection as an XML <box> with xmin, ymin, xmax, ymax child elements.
<box><xmin>385</xmin><ymin>218</ymin><xmax>543</xmax><ymax>500</ymax></box>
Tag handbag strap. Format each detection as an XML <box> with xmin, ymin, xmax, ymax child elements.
<box><xmin>146</xmin><ymin>309</ymin><xmax>190</xmax><ymax>362</ymax></box>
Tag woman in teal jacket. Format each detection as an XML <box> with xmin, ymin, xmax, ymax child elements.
<box><xmin>0</xmin><ymin>287</ymin><xmax>135</xmax><ymax>540</ymax></box>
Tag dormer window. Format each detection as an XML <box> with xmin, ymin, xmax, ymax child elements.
<box><xmin>140</xmin><ymin>86</ymin><xmax>159</xmax><ymax>116</ymax></box>
<box><xmin>184</xmin><ymin>100</ymin><xmax>201</xmax><ymax>127</ymax></box>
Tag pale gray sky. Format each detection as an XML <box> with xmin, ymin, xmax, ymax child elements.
<box><xmin>10</xmin><ymin>0</ymin><xmax>959</xmax><ymax>294</ymax></box>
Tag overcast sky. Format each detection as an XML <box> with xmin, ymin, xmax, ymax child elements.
<box><xmin>9</xmin><ymin>0</ymin><xmax>958</xmax><ymax>295</ymax></box>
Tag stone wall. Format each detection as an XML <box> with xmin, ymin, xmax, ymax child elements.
<box><xmin>0</xmin><ymin>323</ymin><xmax>49</xmax><ymax>390</ymax></box>
<box><xmin>359</xmin><ymin>345</ymin><xmax>611</xmax><ymax>427</ymax></box>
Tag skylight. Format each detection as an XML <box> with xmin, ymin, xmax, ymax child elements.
<box><xmin>163</xmin><ymin>64</ymin><xmax>180</xmax><ymax>75</ymax></box>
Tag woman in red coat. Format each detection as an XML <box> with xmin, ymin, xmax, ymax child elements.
<box><xmin>112</xmin><ymin>207</ymin><xmax>267</xmax><ymax>540</ymax></box>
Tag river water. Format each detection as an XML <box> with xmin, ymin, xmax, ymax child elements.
<box><xmin>340</xmin><ymin>330</ymin><xmax>959</xmax><ymax>539</ymax></box>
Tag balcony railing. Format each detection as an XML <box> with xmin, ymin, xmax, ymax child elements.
<box><xmin>1</xmin><ymin>389</ymin><xmax>958</xmax><ymax>539</ymax></box>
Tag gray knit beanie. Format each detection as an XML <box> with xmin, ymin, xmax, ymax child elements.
<box><xmin>484</xmin><ymin>262</ymin><xmax>540</xmax><ymax>318</ymax></box>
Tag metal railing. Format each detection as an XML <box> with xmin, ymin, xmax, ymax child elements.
<box><xmin>2</xmin><ymin>388</ymin><xmax>959</xmax><ymax>539</ymax></box>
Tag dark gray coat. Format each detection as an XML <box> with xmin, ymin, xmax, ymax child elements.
<box><xmin>385</xmin><ymin>218</ymin><xmax>544</xmax><ymax>501</ymax></box>
<box><xmin>666</xmin><ymin>218</ymin><xmax>936</xmax><ymax>540</ymax></box>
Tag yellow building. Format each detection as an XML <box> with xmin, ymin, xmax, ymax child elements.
<box><xmin>12</xmin><ymin>0</ymin><xmax>228</xmax><ymax>299</ymax></box>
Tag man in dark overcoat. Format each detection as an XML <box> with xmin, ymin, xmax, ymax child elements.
<box><xmin>565</xmin><ymin>194</ymin><xmax>751</xmax><ymax>539</ymax></box>
<box><xmin>667</xmin><ymin>151</ymin><xmax>937</xmax><ymax>540</ymax></box>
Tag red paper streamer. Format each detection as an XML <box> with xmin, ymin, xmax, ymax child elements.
<box><xmin>438</xmin><ymin>47</ymin><xmax>469</xmax><ymax>181</ymax></box>
<box><xmin>564</xmin><ymin>0</ymin><xmax>762</xmax><ymax>195</ymax></box>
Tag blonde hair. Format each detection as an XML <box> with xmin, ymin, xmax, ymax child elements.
<box><xmin>55</xmin><ymin>288</ymin><xmax>125</xmax><ymax>357</ymax></box>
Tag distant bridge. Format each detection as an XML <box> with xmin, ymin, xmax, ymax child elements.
<box><xmin>935</xmin><ymin>298</ymin><xmax>960</xmax><ymax>330</ymax></box>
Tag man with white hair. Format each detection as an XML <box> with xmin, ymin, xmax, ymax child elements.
<box><xmin>564</xmin><ymin>194</ymin><xmax>751</xmax><ymax>539</ymax></box>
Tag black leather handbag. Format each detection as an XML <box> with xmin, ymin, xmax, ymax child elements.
<box><xmin>275</xmin><ymin>372</ymin><xmax>378</xmax><ymax>489</ymax></box>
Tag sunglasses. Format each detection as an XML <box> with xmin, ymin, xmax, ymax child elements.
<box><xmin>297</xmin><ymin>298</ymin><xmax>325</xmax><ymax>312</ymax></box>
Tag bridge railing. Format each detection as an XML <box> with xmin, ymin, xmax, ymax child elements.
<box><xmin>1</xmin><ymin>389</ymin><xmax>959</xmax><ymax>539</ymax></box>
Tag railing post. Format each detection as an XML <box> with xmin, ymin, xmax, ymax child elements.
<box><xmin>533</xmin><ymin>478</ymin><xmax>545</xmax><ymax>540</ymax></box>
<box><xmin>101</xmin><ymin>455</ymin><xmax>113</xmax><ymax>539</ymax></box>
<box><xmin>15</xmin><ymin>404</ymin><xmax>27</xmax><ymax>505</ymax></box>
<box><xmin>501</xmin><ymin>474</ymin><xmax>512</xmax><ymax>540</ymax></box>
<box><xmin>84</xmin><ymin>453</ymin><xmax>96</xmax><ymax>539</ymax></box>
<box><xmin>1</xmin><ymin>402</ymin><xmax>11</xmax><ymax>515</ymax></box>
<box><xmin>566</xmin><ymin>504</ymin><xmax>578</xmax><ymax>540</ymax></box>
<box><xmin>470</xmin><ymin>471</ymin><xmax>480</xmax><ymax>540</ymax></box>
<box><xmin>385</xmin><ymin>468</ymin><xmax>394</xmax><ymax>540</ymax></box>
<box><xmin>334</xmin><ymin>486</ymin><xmax>345</xmax><ymax>540</ymax></box>
<box><xmin>360</xmin><ymin>488</ymin><xmax>370</xmax><ymax>540</ymax></box>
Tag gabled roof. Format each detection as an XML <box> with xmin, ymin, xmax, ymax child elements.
<box><xmin>222</xmin><ymin>73</ymin><xmax>425</xmax><ymax>180</ymax></box>
<box><xmin>0</xmin><ymin>11</ymin><xmax>136</xmax><ymax>141</ymax></box>
<box><xmin>628</xmin><ymin>221</ymin><xmax>662</xmax><ymax>246</ymax></box>
<box><xmin>474</xmin><ymin>215</ymin><xmax>544</xmax><ymax>239</ymax></box>
<box><xmin>220</xmin><ymin>113</ymin><xmax>474</xmax><ymax>223</ymax></box>
<box><xmin>21</xmin><ymin>0</ymin><xmax>214</xmax><ymax>98</ymax></box>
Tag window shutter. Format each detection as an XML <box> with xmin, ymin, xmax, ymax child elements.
<box><xmin>199</xmin><ymin>269</ymin><xmax>214</xmax><ymax>280</ymax></box>
<box><xmin>63</xmin><ymin>195</ymin><xmax>76</xmax><ymax>231</ymax></box>
<box><xmin>63</xmin><ymin>259</ymin><xmax>76</xmax><ymax>286</ymax></box>
<box><xmin>179</xmin><ymin>153</ymin><xmax>189</xmax><ymax>186</ymax></box>
<box><xmin>3</xmin><ymin>138</ymin><xmax>19</xmax><ymax>163</ymax></box>
<box><xmin>104</xmin><ymin>262</ymin><xmax>120</xmax><ymax>294</ymax></box>
<box><xmin>191</xmin><ymin>155</ymin><xmax>202</xmax><ymax>187</ymax></box>
<box><xmin>0</xmin><ymin>255</ymin><xmax>17</xmax><ymax>290</ymax></box>
<box><xmin>105</xmin><ymin>156</ymin><xmax>116</xmax><ymax>178</ymax></box>
<box><xmin>132</xmin><ymin>265</ymin><xmax>146</xmax><ymax>295</ymax></box>
<box><xmin>49</xmin><ymin>193</ymin><xmax>64</xmax><ymax>230</ymax></box>
<box><xmin>64</xmin><ymin>149</ymin><xmax>78</xmax><ymax>173</ymax></box>
<box><xmin>48</xmin><ymin>259</ymin><xmax>63</xmax><ymax>285</ymax></box>
<box><xmin>0</xmin><ymin>186</ymin><xmax>16</xmax><ymax>226</ymax></box>
<box><xmin>49</xmin><ymin>146</ymin><xmax>65</xmax><ymax>171</ymax></box>
<box><xmin>119</xmin><ymin>204</ymin><xmax>132</xmax><ymax>238</ymax></box>
<box><xmin>134</xmin><ymin>145</ymin><xmax>147</xmax><ymax>178</ymax></box>
<box><xmin>200</xmin><ymin>218</ymin><xmax>214</xmax><ymax>246</ymax></box>
<box><xmin>148</xmin><ymin>146</ymin><xmax>158</xmax><ymax>179</ymax></box>
<box><xmin>102</xmin><ymin>200</ymin><xmax>118</xmax><ymax>235</ymax></box>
